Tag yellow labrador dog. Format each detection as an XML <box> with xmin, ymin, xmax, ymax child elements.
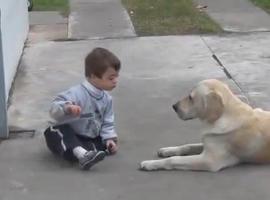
<box><xmin>140</xmin><ymin>79</ymin><xmax>270</xmax><ymax>172</ymax></box>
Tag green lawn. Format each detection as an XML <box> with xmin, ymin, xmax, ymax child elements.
<box><xmin>250</xmin><ymin>0</ymin><xmax>270</xmax><ymax>13</ymax></box>
<box><xmin>33</xmin><ymin>0</ymin><xmax>69</xmax><ymax>15</ymax></box>
<box><xmin>121</xmin><ymin>0</ymin><xmax>222</xmax><ymax>36</ymax></box>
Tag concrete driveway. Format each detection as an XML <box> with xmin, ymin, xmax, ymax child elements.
<box><xmin>3</xmin><ymin>33</ymin><xmax>270</xmax><ymax>200</ymax></box>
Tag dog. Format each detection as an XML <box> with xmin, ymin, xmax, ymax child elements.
<box><xmin>140</xmin><ymin>79</ymin><xmax>270</xmax><ymax>172</ymax></box>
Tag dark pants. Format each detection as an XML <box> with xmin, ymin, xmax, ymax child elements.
<box><xmin>44</xmin><ymin>124</ymin><xmax>106</xmax><ymax>162</ymax></box>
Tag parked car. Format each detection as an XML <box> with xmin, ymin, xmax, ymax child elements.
<box><xmin>28</xmin><ymin>0</ymin><xmax>33</xmax><ymax>11</ymax></box>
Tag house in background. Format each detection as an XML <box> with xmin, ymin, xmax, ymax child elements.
<box><xmin>0</xmin><ymin>0</ymin><xmax>29</xmax><ymax>138</ymax></box>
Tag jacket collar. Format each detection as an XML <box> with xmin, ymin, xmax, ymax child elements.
<box><xmin>81</xmin><ymin>79</ymin><xmax>104</xmax><ymax>100</ymax></box>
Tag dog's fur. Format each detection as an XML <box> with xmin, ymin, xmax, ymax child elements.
<box><xmin>140</xmin><ymin>79</ymin><xmax>270</xmax><ymax>172</ymax></box>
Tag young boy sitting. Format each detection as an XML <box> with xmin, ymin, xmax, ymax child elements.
<box><xmin>44</xmin><ymin>47</ymin><xmax>120</xmax><ymax>170</ymax></box>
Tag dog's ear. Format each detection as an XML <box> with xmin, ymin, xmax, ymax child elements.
<box><xmin>204</xmin><ymin>91</ymin><xmax>224</xmax><ymax>123</ymax></box>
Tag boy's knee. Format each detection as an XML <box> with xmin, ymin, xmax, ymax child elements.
<box><xmin>44</xmin><ymin>126</ymin><xmax>64</xmax><ymax>154</ymax></box>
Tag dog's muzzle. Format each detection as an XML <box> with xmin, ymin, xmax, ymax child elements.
<box><xmin>172</xmin><ymin>103</ymin><xmax>194</xmax><ymax>120</ymax></box>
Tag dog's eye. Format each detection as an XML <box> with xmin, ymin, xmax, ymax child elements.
<box><xmin>188</xmin><ymin>94</ymin><xmax>193</xmax><ymax>101</ymax></box>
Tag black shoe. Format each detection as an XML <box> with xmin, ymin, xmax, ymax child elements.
<box><xmin>79</xmin><ymin>150</ymin><xmax>106</xmax><ymax>170</ymax></box>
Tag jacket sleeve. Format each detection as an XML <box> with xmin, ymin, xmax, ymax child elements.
<box><xmin>49</xmin><ymin>89</ymin><xmax>78</xmax><ymax>122</ymax></box>
<box><xmin>100</xmin><ymin>97</ymin><xmax>117</xmax><ymax>141</ymax></box>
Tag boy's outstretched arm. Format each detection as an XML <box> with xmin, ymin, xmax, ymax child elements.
<box><xmin>100</xmin><ymin>97</ymin><xmax>118</xmax><ymax>153</ymax></box>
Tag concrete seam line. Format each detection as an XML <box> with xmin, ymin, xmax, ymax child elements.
<box><xmin>200</xmin><ymin>35</ymin><xmax>254</xmax><ymax>107</ymax></box>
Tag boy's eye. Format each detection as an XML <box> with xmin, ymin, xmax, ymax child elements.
<box><xmin>109</xmin><ymin>75</ymin><xmax>118</xmax><ymax>80</ymax></box>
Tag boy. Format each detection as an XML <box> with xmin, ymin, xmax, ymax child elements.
<box><xmin>44</xmin><ymin>47</ymin><xmax>120</xmax><ymax>170</ymax></box>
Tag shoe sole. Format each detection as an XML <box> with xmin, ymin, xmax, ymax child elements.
<box><xmin>80</xmin><ymin>151</ymin><xmax>106</xmax><ymax>170</ymax></box>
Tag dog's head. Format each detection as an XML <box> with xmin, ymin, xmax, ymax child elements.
<box><xmin>173</xmin><ymin>79</ymin><xmax>230</xmax><ymax>123</ymax></box>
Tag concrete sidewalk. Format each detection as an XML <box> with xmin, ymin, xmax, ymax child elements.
<box><xmin>203</xmin><ymin>32</ymin><xmax>270</xmax><ymax>109</ymax></box>
<box><xmin>28</xmin><ymin>11</ymin><xmax>68</xmax><ymax>43</ymax></box>
<box><xmin>68</xmin><ymin>0</ymin><xmax>136</xmax><ymax>39</ymax></box>
<box><xmin>196</xmin><ymin>0</ymin><xmax>270</xmax><ymax>32</ymax></box>
<box><xmin>5</xmin><ymin>33</ymin><xmax>270</xmax><ymax>200</ymax></box>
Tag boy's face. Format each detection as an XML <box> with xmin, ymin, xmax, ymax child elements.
<box><xmin>90</xmin><ymin>67</ymin><xmax>119</xmax><ymax>91</ymax></box>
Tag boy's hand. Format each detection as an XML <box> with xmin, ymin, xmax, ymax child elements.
<box><xmin>106</xmin><ymin>139</ymin><xmax>118</xmax><ymax>154</ymax></box>
<box><xmin>65</xmin><ymin>104</ymin><xmax>81</xmax><ymax>116</ymax></box>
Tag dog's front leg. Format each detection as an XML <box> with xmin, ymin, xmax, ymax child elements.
<box><xmin>140</xmin><ymin>153</ymin><xmax>237</xmax><ymax>172</ymax></box>
<box><xmin>140</xmin><ymin>154</ymin><xmax>212</xmax><ymax>171</ymax></box>
<box><xmin>158</xmin><ymin>143</ymin><xmax>203</xmax><ymax>157</ymax></box>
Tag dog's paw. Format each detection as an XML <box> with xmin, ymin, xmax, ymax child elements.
<box><xmin>157</xmin><ymin>148</ymin><xmax>172</xmax><ymax>158</ymax></box>
<box><xmin>139</xmin><ymin>160</ymin><xmax>157</xmax><ymax>171</ymax></box>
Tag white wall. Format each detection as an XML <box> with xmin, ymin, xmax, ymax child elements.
<box><xmin>0</xmin><ymin>0</ymin><xmax>29</xmax><ymax>100</ymax></box>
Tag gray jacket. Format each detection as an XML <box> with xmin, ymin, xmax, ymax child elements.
<box><xmin>49</xmin><ymin>80</ymin><xmax>117</xmax><ymax>141</ymax></box>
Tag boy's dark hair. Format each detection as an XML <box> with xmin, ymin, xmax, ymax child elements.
<box><xmin>85</xmin><ymin>47</ymin><xmax>121</xmax><ymax>78</ymax></box>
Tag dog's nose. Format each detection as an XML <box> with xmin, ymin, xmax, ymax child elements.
<box><xmin>172</xmin><ymin>104</ymin><xmax>178</xmax><ymax>112</ymax></box>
